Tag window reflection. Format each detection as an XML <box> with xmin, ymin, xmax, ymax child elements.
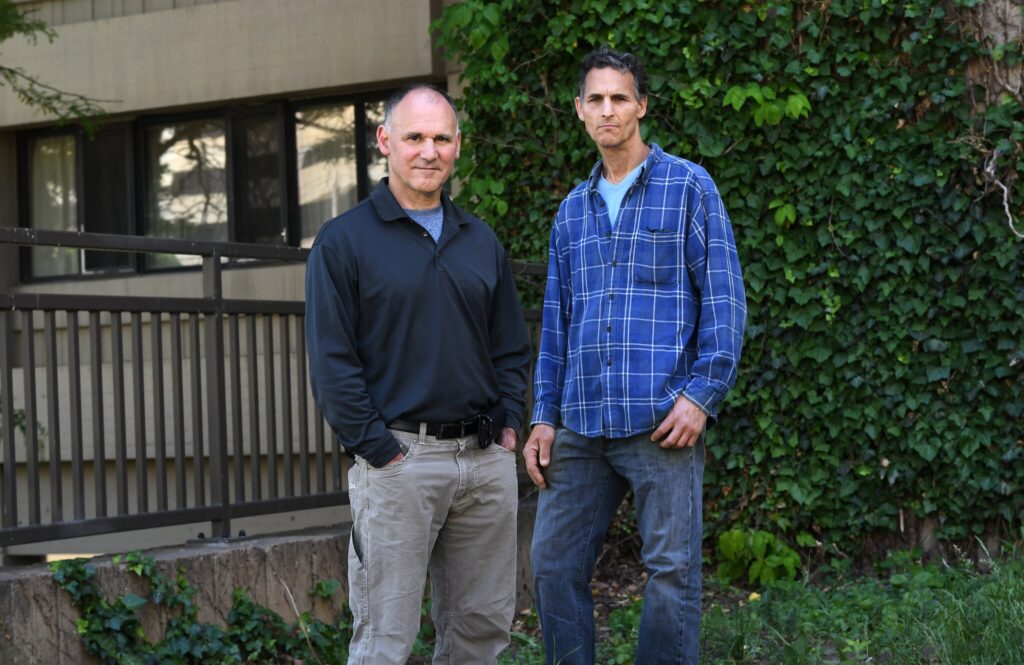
<box><xmin>365</xmin><ymin>100</ymin><xmax>388</xmax><ymax>189</ymax></box>
<box><xmin>295</xmin><ymin>104</ymin><xmax>357</xmax><ymax>247</ymax></box>
<box><xmin>236</xmin><ymin>114</ymin><xmax>285</xmax><ymax>245</ymax></box>
<box><xmin>30</xmin><ymin>134</ymin><xmax>79</xmax><ymax>277</ymax></box>
<box><xmin>145</xmin><ymin>119</ymin><xmax>228</xmax><ymax>267</ymax></box>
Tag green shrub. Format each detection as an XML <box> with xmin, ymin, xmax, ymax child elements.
<box><xmin>436</xmin><ymin>0</ymin><xmax>1024</xmax><ymax>553</ymax></box>
<box><xmin>716</xmin><ymin>528</ymin><xmax>802</xmax><ymax>587</ymax></box>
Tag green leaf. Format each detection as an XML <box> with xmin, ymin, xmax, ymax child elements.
<box><xmin>785</xmin><ymin>93</ymin><xmax>811</xmax><ymax>119</ymax></box>
<box><xmin>774</xmin><ymin>203</ymin><xmax>797</xmax><ymax>227</ymax></box>
<box><xmin>121</xmin><ymin>593</ymin><xmax>147</xmax><ymax>610</ymax></box>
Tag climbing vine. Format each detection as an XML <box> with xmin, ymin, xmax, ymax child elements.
<box><xmin>51</xmin><ymin>552</ymin><xmax>349</xmax><ymax>664</ymax></box>
<box><xmin>436</xmin><ymin>0</ymin><xmax>1024</xmax><ymax>551</ymax></box>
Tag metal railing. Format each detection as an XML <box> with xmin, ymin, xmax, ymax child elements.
<box><xmin>0</xmin><ymin>228</ymin><xmax>341</xmax><ymax>547</ymax></box>
<box><xmin>0</xmin><ymin>228</ymin><xmax>545</xmax><ymax>549</ymax></box>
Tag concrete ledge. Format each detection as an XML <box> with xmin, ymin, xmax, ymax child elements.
<box><xmin>0</xmin><ymin>525</ymin><xmax>351</xmax><ymax>665</ymax></box>
<box><xmin>0</xmin><ymin>496</ymin><xmax>538</xmax><ymax>664</ymax></box>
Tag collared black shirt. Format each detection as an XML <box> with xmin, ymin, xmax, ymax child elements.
<box><xmin>305</xmin><ymin>180</ymin><xmax>531</xmax><ymax>467</ymax></box>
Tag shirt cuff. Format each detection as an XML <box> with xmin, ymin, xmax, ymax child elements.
<box><xmin>503</xmin><ymin>412</ymin><xmax>522</xmax><ymax>433</ymax></box>
<box><xmin>675</xmin><ymin>379</ymin><xmax>720</xmax><ymax>420</ymax></box>
<box><xmin>531</xmin><ymin>402</ymin><xmax>560</xmax><ymax>428</ymax></box>
<box><xmin>362</xmin><ymin>434</ymin><xmax>404</xmax><ymax>468</ymax></box>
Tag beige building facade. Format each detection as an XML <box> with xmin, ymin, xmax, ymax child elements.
<box><xmin>0</xmin><ymin>0</ymin><xmax>459</xmax><ymax>556</ymax></box>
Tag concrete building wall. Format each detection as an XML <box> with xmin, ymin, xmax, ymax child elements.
<box><xmin>0</xmin><ymin>0</ymin><xmax>460</xmax><ymax>557</ymax></box>
<box><xmin>1</xmin><ymin>0</ymin><xmax>442</xmax><ymax>128</ymax></box>
<box><xmin>14</xmin><ymin>0</ymin><xmax>232</xmax><ymax>27</ymax></box>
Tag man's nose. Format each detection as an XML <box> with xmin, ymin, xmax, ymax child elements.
<box><xmin>421</xmin><ymin>139</ymin><xmax>438</xmax><ymax>159</ymax></box>
<box><xmin>601</xmin><ymin>98</ymin><xmax>614</xmax><ymax>116</ymax></box>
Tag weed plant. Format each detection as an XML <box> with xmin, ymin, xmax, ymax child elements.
<box><xmin>700</xmin><ymin>549</ymin><xmax>1024</xmax><ymax>665</ymax></box>
<box><xmin>53</xmin><ymin>549</ymin><xmax>1023</xmax><ymax>664</ymax></box>
<box><xmin>500</xmin><ymin>549</ymin><xmax>1024</xmax><ymax>664</ymax></box>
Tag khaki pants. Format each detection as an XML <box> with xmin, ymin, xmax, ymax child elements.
<box><xmin>346</xmin><ymin>426</ymin><xmax>518</xmax><ymax>665</ymax></box>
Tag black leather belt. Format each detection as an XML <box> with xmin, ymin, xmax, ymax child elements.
<box><xmin>388</xmin><ymin>417</ymin><xmax>480</xmax><ymax>439</ymax></box>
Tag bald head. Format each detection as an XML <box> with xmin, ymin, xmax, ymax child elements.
<box><xmin>376</xmin><ymin>83</ymin><xmax>462</xmax><ymax>209</ymax></box>
<box><xmin>383</xmin><ymin>84</ymin><xmax>460</xmax><ymax>135</ymax></box>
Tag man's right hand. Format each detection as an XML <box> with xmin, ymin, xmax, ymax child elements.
<box><xmin>381</xmin><ymin>451</ymin><xmax>404</xmax><ymax>468</ymax></box>
<box><xmin>523</xmin><ymin>424</ymin><xmax>555</xmax><ymax>488</ymax></box>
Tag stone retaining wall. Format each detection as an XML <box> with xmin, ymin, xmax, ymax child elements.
<box><xmin>0</xmin><ymin>496</ymin><xmax>538</xmax><ymax>664</ymax></box>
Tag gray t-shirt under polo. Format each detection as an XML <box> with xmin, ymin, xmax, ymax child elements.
<box><xmin>404</xmin><ymin>205</ymin><xmax>444</xmax><ymax>242</ymax></box>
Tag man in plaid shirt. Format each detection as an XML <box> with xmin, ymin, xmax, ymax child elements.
<box><xmin>524</xmin><ymin>47</ymin><xmax>747</xmax><ymax>665</ymax></box>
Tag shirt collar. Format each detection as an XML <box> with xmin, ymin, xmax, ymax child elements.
<box><xmin>370</xmin><ymin>178</ymin><xmax>468</xmax><ymax>227</ymax></box>
<box><xmin>586</xmin><ymin>142</ymin><xmax>663</xmax><ymax>192</ymax></box>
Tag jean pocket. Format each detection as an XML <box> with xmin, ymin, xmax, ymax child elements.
<box><xmin>490</xmin><ymin>442</ymin><xmax>516</xmax><ymax>455</ymax></box>
<box><xmin>633</xmin><ymin>227</ymin><xmax>679</xmax><ymax>284</ymax></box>
<box><xmin>370</xmin><ymin>433</ymin><xmax>417</xmax><ymax>473</ymax></box>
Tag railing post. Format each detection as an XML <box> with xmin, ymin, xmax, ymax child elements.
<box><xmin>1</xmin><ymin>312</ymin><xmax>17</xmax><ymax>529</ymax></box>
<box><xmin>203</xmin><ymin>253</ymin><xmax>230</xmax><ymax>538</ymax></box>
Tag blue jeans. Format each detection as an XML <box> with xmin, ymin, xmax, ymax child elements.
<box><xmin>531</xmin><ymin>427</ymin><xmax>705</xmax><ymax>665</ymax></box>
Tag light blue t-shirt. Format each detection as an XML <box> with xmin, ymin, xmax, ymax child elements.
<box><xmin>598</xmin><ymin>162</ymin><xmax>644</xmax><ymax>229</ymax></box>
<box><xmin>404</xmin><ymin>205</ymin><xmax>444</xmax><ymax>242</ymax></box>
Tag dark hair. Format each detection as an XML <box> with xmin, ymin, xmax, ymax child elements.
<box><xmin>382</xmin><ymin>83</ymin><xmax>460</xmax><ymax>133</ymax></box>
<box><xmin>577</xmin><ymin>47</ymin><xmax>648</xmax><ymax>101</ymax></box>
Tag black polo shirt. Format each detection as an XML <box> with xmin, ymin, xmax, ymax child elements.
<box><xmin>305</xmin><ymin>180</ymin><xmax>531</xmax><ymax>467</ymax></box>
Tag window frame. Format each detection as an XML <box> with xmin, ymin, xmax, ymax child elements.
<box><xmin>16</xmin><ymin>86</ymin><xmax>412</xmax><ymax>282</ymax></box>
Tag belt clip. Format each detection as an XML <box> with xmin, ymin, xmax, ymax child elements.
<box><xmin>478</xmin><ymin>415</ymin><xmax>494</xmax><ymax>449</ymax></box>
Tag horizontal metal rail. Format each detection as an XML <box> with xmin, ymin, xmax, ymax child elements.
<box><xmin>0</xmin><ymin>228</ymin><xmax>545</xmax><ymax>549</ymax></box>
<box><xmin>0</xmin><ymin>227</ymin><xmax>309</xmax><ymax>261</ymax></box>
<box><xmin>0</xmin><ymin>229</ymin><xmax>330</xmax><ymax>547</ymax></box>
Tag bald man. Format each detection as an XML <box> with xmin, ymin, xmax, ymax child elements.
<box><xmin>306</xmin><ymin>84</ymin><xmax>531</xmax><ymax>664</ymax></box>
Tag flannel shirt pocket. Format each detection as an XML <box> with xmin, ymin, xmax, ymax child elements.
<box><xmin>633</xmin><ymin>227</ymin><xmax>679</xmax><ymax>284</ymax></box>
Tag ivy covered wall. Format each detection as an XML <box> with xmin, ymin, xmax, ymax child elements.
<box><xmin>436</xmin><ymin>0</ymin><xmax>1024</xmax><ymax>552</ymax></box>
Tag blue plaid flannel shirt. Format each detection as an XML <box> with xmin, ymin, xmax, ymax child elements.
<box><xmin>532</xmin><ymin>143</ymin><xmax>747</xmax><ymax>438</ymax></box>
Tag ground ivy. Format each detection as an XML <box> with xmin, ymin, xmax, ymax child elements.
<box><xmin>436</xmin><ymin>0</ymin><xmax>1024</xmax><ymax>552</ymax></box>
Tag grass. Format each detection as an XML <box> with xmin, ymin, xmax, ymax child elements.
<box><xmin>498</xmin><ymin>549</ymin><xmax>1024</xmax><ymax>665</ymax></box>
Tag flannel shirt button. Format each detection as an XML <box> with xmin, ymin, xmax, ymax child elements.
<box><xmin>607</xmin><ymin>359</ymin><xmax>612</xmax><ymax>366</ymax></box>
<box><xmin>606</xmin><ymin>325</ymin><xmax>611</xmax><ymax>332</ymax></box>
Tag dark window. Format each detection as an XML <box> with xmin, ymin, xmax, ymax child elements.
<box><xmin>233</xmin><ymin>107</ymin><xmax>287</xmax><ymax>246</ymax></box>
<box><xmin>82</xmin><ymin>123</ymin><xmax>133</xmax><ymax>271</ymax></box>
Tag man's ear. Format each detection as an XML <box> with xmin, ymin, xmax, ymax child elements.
<box><xmin>376</xmin><ymin>125</ymin><xmax>390</xmax><ymax>156</ymax></box>
<box><xmin>637</xmin><ymin>96</ymin><xmax>648</xmax><ymax>120</ymax></box>
<box><xmin>575</xmin><ymin>97</ymin><xmax>584</xmax><ymax>121</ymax></box>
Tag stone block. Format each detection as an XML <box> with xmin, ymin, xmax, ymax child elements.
<box><xmin>307</xmin><ymin>526</ymin><xmax>349</xmax><ymax>623</ymax></box>
<box><xmin>264</xmin><ymin>535</ymin><xmax>315</xmax><ymax>623</ymax></box>
<box><xmin>0</xmin><ymin>566</ymin><xmax>63</xmax><ymax>664</ymax></box>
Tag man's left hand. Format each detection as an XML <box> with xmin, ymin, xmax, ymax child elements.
<box><xmin>651</xmin><ymin>396</ymin><xmax>707</xmax><ymax>448</ymax></box>
<box><xmin>499</xmin><ymin>427</ymin><xmax>518</xmax><ymax>452</ymax></box>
